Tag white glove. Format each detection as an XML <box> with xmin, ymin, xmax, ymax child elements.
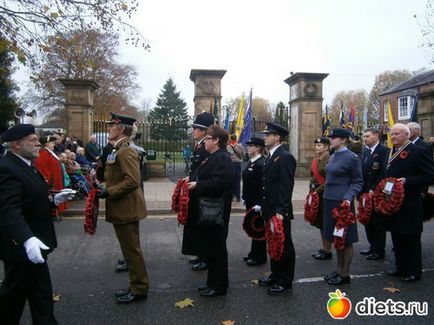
<box><xmin>253</xmin><ymin>205</ymin><xmax>261</xmax><ymax>212</ymax></box>
<box><xmin>54</xmin><ymin>189</ymin><xmax>76</xmax><ymax>205</ymax></box>
<box><xmin>23</xmin><ymin>237</ymin><xmax>49</xmax><ymax>264</ymax></box>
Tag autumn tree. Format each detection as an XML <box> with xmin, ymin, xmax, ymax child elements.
<box><xmin>148</xmin><ymin>78</ymin><xmax>189</xmax><ymax>141</ymax></box>
<box><xmin>415</xmin><ymin>0</ymin><xmax>434</xmax><ymax>64</ymax></box>
<box><xmin>25</xmin><ymin>29</ymin><xmax>140</xmax><ymax>127</ymax></box>
<box><xmin>0</xmin><ymin>0</ymin><xmax>149</xmax><ymax>67</ymax></box>
<box><xmin>0</xmin><ymin>38</ymin><xmax>19</xmax><ymax>133</ymax></box>
<box><xmin>224</xmin><ymin>95</ymin><xmax>273</xmax><ymax>122</ymax></box>
<box><xmin>329</xmin><ymin>89</ymin><xmax>369</xmax><ymax>133</ymax></box>
<box><xmin>274</xmin><ymin>102</ymin><xmax>287</xmax><ymax>123</ymax></box>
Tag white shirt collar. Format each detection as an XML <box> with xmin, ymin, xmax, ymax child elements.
<box><xmin>45</xmin><ymin>147</ymin><xmax>59</xmax><ymax>160</ymax></box>
<box><xmin>250</xmin><ymin>154</ymin><xmax>262</xmax><ymax>163</ymax></box>
<box><xmin>368</xmin><ymin>141</ymin><xmax>379</xmax><ymax>154</ymax></box>
<box><xmin>411</xmin><ymin>137</ymin><xmax>420</xmax><ymax>144</ymax></box>
<box><xmin>268</xmin><ymin>144</ymin><xmax>281</xmax><ymax>157</ymax></box>
<box><xmin>11</xmin><ymin>152</ymin><xmax>32</xmax><ymax>166</ymax></box>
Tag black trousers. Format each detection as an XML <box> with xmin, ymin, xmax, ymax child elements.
<box><xmin>364</xmin><ymin>212</ymin><xmax>386</xmax><ymax>254</ymax></box>
<box><xmin>248</xmin><ymin>239</ymin><xmax>267</xmax><ymax>263</ymax></box>
<box><xmin>391</xmin><ymin>232</ymin><xmax>422</xmax><ymax>278</ymax></box>
<box><xmin>270</xmin><ymin>219</ymin><xmax>295</xmax><ymax>288</ymax></box>
<box><xmin>206</xmin><ymin>249</ymin><xmax>228</xmax><ymax>292</ymax></box>
<box><xmin>0</xmin><ymin>260</ymin><xmax>57</xmax><ymax>325</ymax></box>
<box><xmin>232</xmin><ymin>162</ymin><xmax>241</xmax><ymax>200</ymax></box>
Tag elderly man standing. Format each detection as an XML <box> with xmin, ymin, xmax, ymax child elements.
<box><xmin>96</xmin><ymin>113</ymin><xmax>148</xmax><ymax>304</ymax></box>
<box><xmin>385</xmin><ymin>123</ymin><xmax>434</xmax><ymax>282</ymax></box>
<box><xmin>85</xmin><ymin>134</ymin><xmax>101</xmax><ymax>164</ymax></box>
<box><xmin>0</xmin><ymin>124</ymin><xmax>73</xmax><ymax>324</ymax></box>
<box><xmin>407</xmin><ymin>122</ymin><xmax>433</xmax><ymax>158</ymax></box>
<box><xmin>258</xmin><ymin>122</ymin><xmax>296</xmax><ymax>295</ymax></box>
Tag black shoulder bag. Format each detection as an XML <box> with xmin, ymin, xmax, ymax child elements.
<box><xmin>197</xmin><ymin>197</ymin><xmax>224</xmax><ymax>227</ymax></box>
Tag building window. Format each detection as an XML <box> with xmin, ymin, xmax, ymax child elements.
<box><xmin>383</xmin><ymin>102</ymin><xmax>388</xmax><ymax>122</ymax></box>
<box><xmin>398</xmin><ymin>96</ymin><xmax>414</xmax><ymax>120</ymax></box>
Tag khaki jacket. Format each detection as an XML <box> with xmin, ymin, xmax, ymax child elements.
<box><xmin>104</xmin><ymin>137</ymin><xmax>147</xmax><ymax>224</ymax></box>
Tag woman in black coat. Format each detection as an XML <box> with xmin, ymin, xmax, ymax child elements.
<box><xmin>183</xmin><ymin>125</ymin><xmax>233</xmax><ymax>297</ymax></box>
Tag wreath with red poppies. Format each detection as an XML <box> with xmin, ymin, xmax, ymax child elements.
<box><xmin>84</xmin><ymin>188</ymin><xmax>99</xmax><ymax>235</ymax></box>
<box><xmin>242</xmin><ymin>208</ymin><xmax>266</xmax><ymax>240</ymax></box>
<box><xmin>373</xmin><ymin>177</ymin><xmax>404</xmax><ymax>216</ymax></box>
<box><xmin>171</xmin><ymin>178</ymin><xmax>189</xmax><ymax>225</ymax></box>
<box><xmin>356</xmin><ymin>192</ymin><xmax>373</xmax><ymax>225</ymax></box>
<box><xmin>265</xmin><ymin>215</ymin><xmax>285</xmax><ymax>260</ymax></box>
<box><xmin>332</xmin><ymin>201</ymin><xmax>356</xmax><ymax>250</ymax></box>
<box><xmin>304</xmin><ymin>192</ymin><xmax>319</xmax><ymax>224</ymax></box>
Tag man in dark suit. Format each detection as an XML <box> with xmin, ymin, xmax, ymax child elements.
<box><xmin>258</xmin><ymin>122</ymin><xmax>296</xmax><ymax>295</ymax></box>
<box><xmin>407</xmin><ymin>122</ymin><xmax>433</xmax><ymax>159</ymax></box>
<box><xmin>183</xmin><ymin>112</ymin><xmax>215</xmax><ymax>272</ymax></box>
<box><xmin>0</xmin><ymin>124</ymin><xmax>73</xmax><ymax>324</ymax></box>
<box><xmin>360</xmin><ymin>128</ymin><xmax>388</xmax><ymax>260</ymax></box>
<box><xmin>385</xmin><ymin>123</ymin><xmax>434</xmax><ymax>282</ymax></box>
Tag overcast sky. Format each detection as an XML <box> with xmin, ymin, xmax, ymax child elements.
<box><xmin>16</xmin><ymin>0</ymin><xmax>433</xmax><ymax>117</ymax></box>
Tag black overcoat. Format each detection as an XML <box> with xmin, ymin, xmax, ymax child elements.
<box><xmin>384</xmin><ymin>143</ymin><xmax>434</xmax><ymax>234</ymax></box>
<box><xmin>242</xmin><ymin>156</ymin><xmax>265</xmax><ymax>208</ymax></box>
<box><xmin>262</xmin><ymin>146</ymin><xmax>296</xmax><ymax>220</ymax></box>
<box><xmin>0</xmin><ymin>152</ymin><xmax>57</xmax><ymax>261</ymax></box>
<box><xmin>182</xmin><ymin>148</ymin><xmax>233</xmax><ymax>258</ymax></box>
<box><xmin>361</xmin><ymin>143</ymin><xmax>388</xmax><ymax>192</ymax></box>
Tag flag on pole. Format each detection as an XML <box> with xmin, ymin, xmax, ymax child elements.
<box><xmin>386</xmin><ymin>102</ymin><xmax>394</xmax><ymax>149</ymax></box>
<box><xmin>347</xmin><ymin>105</ymin><xmax>356</xmax><ymax>135</ymax></box>
<box><xmin>224</xmin><ymin>107</ymin><xmax>230</xmax><ymax>131</ymax></box>
<box><xmin>235</xmin><ymin>94</ymin><xmax>245</xmax><ymax>139</ymax></box>
<box><xmin>239</xmin><ymin>89</ymin><xmax>253</xmax><ymax>145</ymax></box>
<box><xmin>213</xmin><ymin>96</ymin><xmax>219</xmax><ymax>124</ymax></box>
<box><xmin>322</xmin><ymin>105</ymin><xmax>331</xmax><ymax>136</ymax></box>
<box><xmin>362</xmin><ymin>106</ymin><xmax>368</xmax><ymax>130</ymax></box>
<box><xmin>410</xmin><ymin>95</ymin><xmax>419</xmax><ymax>122</ymax></box>
<box><xmin>339</xmin><ymin>102</ymin><xmax>345</xmax><ymax>127</ymax></box>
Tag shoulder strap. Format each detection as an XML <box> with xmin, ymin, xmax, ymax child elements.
<box><xmin>311</xmin><ymin>158</ymin><xmax>325</xmax><ymax>185</ymax></box>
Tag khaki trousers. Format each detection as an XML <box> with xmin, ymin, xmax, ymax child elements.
<box><xmin>113</xmin><ymin>221</ymin><xmax>149</xmax><ymax>295</ymax></box>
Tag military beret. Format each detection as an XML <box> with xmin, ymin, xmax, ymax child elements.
<box><xmin>192</xmin><ymin>112</ymin><xmax>215</xmax><ymax>129</ymax></box>
<box><xmin>0</xmin><ymin>124</ymin><xmax>36</xmax><ymax>142</ymax></box>
<box><xmin>329</xmin><ymin>128</ymin><xmax>351</xmax><ymax>139</ymax></box>
<box><xmin>314</xmin><ymin>137</ymin><xmax>330</xmax><ymax>145</ymax></box>
<box><xmin>246</xmin><ymin>136</ymin><xmax>265</xmax><ymax>147</ymax></box>
<box><xmin>106</xmin><ymin>112</ymin><xmax>136</xmax><ymax>126</ymax></box>
<box><xmin>262</xmin><ymin>122</ymin><xmax>289</xmax><ymax>137</ymax></box>
<box><xmin>39</xmin><ymin>132</ymin><xmax>58</xmax><ymax>144</ymax></box>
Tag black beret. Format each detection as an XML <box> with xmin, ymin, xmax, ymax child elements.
<box><xmin>262</xmin><ymin>122</ymin><xmax>289</xmax><ymax>137</ymax></box>
<box><xmin>106</xmin><ymin>112</ymin><xmax>136</xmax><ymax>126</ymax></box>
<box><xmin>246</xmin><ymin>136</ymin><xmax>265</xmax><ymax>147</ymax></box>
<box><xmin>192</xmin><ymin>112</ymin><xmax>214</xmax><ymax>129</ymax></box>
<box><xmin>314</xmin><ymin>137</ymin><xmax>330</xmax><ymax>145</ymax></box>
<box><xmin>0</xmin><ymin>124</ymin><xmax>36</xmax><ymax>142</ymax></box>
<box><xmin>329</xmin><ymin>128</ymin><xmax>351</xmax><ymax>139</ymax></box>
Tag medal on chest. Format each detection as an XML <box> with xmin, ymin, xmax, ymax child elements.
<box><xmin>106</xmin><ymin>149</ymin><xmax>117</xmax><ymax>164</ymax></box>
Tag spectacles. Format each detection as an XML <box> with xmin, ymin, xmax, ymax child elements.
<box><xmin>204</xmin><ymin>137</ymin><xmax>214</xmax><ymax>141</ymax></box>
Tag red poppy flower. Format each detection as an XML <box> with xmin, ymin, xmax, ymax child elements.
<box><xmin>399</xmin><ymin>151</ymin><xmax>409</xmax><ymax>159</ymax></box>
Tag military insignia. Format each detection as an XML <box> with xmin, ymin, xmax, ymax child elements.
<box><xmin>372</xmin><ymin>162</ymin><xmax>380</xmax><ymax>170</ymax></box>
<box><xmin>106</xmin><ymin>149</ymin><xmax>117</xmax><ymax>164</ymax></box>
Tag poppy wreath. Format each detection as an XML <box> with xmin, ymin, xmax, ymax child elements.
<box><xmin>373</xmin><ymin>177</ymin><xmax>404</xmax><ymax>216</ymax></box>
<box><xmin>242</xmin><ymin>208</ymin><xmax>266</xmax><ymax>240</ymax></box>
<box><xmin>171</xmin><ymin>178</ymin><xmax>184</xmax><ymax>212</ymax></box>
<box><xmin>84</xmin><ymin>188</ymin><xmax>99</xmax><ymax>235</ymax></box>
<box><xmin>356</xmin><ymin>192</ymin><xmax>373</xmax><ymax>225</ymax></box>
<box><xmin>176</xmin><ymin>181</ymin><xmax>190</xmax><ymax>225</ymax></box>
<box><xmin>265</xmin><ymin>215</ymin><xmax>285</xmax><ymax>260</ymax></box>
<box><xmin>304</xmin><ymin>192</ymin><xmax>319</xmax><ymax>224</ymax></box>
<box><xmin>332</xmin><ymin>201</ymin><xmax>356</xmax><ymax>250</ymax></box>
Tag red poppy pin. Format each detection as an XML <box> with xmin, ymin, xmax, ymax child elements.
<box><xmin>114</xmin><ymin>117</ymin><xmax>121</xmax><ymax>123</ymax></box>
<box><xmin>399</xmin><ymin>151</ymin><xmax>409</xmax><ymax>159</ymax></box>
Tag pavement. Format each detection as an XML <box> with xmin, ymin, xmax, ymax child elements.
<box><xmin>4</xmin><ymin>177</ymin><xmax>434</xmax><ymax>324</ymax></box>
<box><xmin>64</xmin><ymin>177</ymin><xmax>310</xmax><ymax>216</ymax></box>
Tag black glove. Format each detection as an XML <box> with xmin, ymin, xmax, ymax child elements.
<box><xmin>96</xmin><ymin>188</ymin><xmax>109</xmax><ymax>199</ymax></box>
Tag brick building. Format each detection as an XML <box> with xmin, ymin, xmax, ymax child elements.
<box><xmin>380</xmin><ymin>70</ymin><xmax>434</xmax><ymax>138</ymax></box>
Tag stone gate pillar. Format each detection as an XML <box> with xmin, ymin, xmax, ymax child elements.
<box><xmin>284</xmin><ymin>72</ymin><xmax>328</xmax><ymax>177</ymax></box>
<box><xmin>59</xmin><ymin>79</ymin><xmax>99</xmax><ymax>143</ymax></box>
<box><xmin>190</xmin><ymin>69</ymin><xmax>226</xmax><ymax>120</ymax></box>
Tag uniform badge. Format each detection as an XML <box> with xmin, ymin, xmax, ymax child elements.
<box><xmin>372</xmin><ymin>162</ymin><xmax>380</xmax><ymax>170</ymax></box>
<box><xmin>106</xmin><ymin>149</ymin><xmax>117</xmax><ymax>164</ymax></box>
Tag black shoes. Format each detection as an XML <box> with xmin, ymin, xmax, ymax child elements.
<box><xmin>314</xmin><ymin>252</ymin><xmax>332</xmax><ymax>260</ymax></box>
<box><xmin>400</xmin><ymin>275</ymin><xmax>420</xmax><ymax>283</ymax></box>
<box><xmin>327</xmin><ymin>274</ymin><xmax>351</xmax><ymax>285</ymax></box>
<box><xmin>360</xmin><ymin>249</ymin><xmax>372</xmax><ymax>256</ymax></box>
<box><xmin>114</xmin><ymin>289</ymin><xmax>130</xmax><ymax>298</ymax></box>
<box><xmin>324</xmin><ymin>271</ymin><xmax>338</xmax><ymax>281</ymax></box>
<box><xmin>267</xmin><ymin>285</ymin><xmax>291</xmax><ymax>295</ymax></box>
<box><xmin>366</xmin><ymin>253</ymin><xmax>385</xmax><ymax>260</ymax></box>
<box><xmin>312</xmin><ymin>249</ymin><xmax>324</xmax><ymax>257</ymax></box>
<box><xmin>387</xmin><ymin>269</ymin><xmax>404</xmax><ymax>277</ymax></box>
<box><xmin>192</xmin><ymin>261</ymin><xmax>208</xmax><ymax>271</ymax></box>
<box><xmin>246</xmin><ymin>259</ymin><xmax>266</xmax><ymax>266</ymax></box>
<box><xmin>197</xmin><ymin>285</ymin><xmax>209</xmax><ymax>292</ymax></box>
<box><xmin>115</xmin><ymin>260</ymin><xmax>128</xmax><ymax>273</ymax></box>
<box><xmin>200</xmin><ymin>289</ymin><xmax>226</xmax><ymax>297</ymax></box>
<box><xmin>258</xmin><ymin>277</ymin><xmax>275</xmax><ymax>286</ymax></box>
<box><xmin>116</xmin><ymin>291</ymin><xmax>147</xmax><ymax>304</ymax></box>
<box><xmin>243</xmin><ymin>256</ymin><xmax>250</xmax><ymax>262</ymax></box>
<box><xmin>189</xmin><ymin>257</ymin><xmax>201</xmax><ymax>264</ymax></box>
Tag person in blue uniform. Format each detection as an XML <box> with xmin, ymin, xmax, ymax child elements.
<box><xmin>242</xmin><ymin>137</ymin><xmax>267</xmax><ymax>266</ymax></box>
<box><xmin>323</xmin><ymin>128</ymin><xmax>363</xmax><ymax>285</ymax></box>
<box><xmin>385</xmin><ymin>123</ymin><xmax>434</xmax><ymax>282</ymax></box>
<box><xmin>258</xmin><ymin>122</ymin><xmax>296</xmax><ymax>295</ymax></box>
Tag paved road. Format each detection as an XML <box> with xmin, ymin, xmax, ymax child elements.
<box><xmin>4</xmin><ymin>213</ymin><xmax>434</xmax><ymax>325</ymax></box>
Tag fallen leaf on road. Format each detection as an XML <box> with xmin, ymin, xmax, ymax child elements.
<box><xmin>175</xmin><ymin>298</ymin><xmax>195</xmax><ymax>309</ymax></box>
<box><xmin>222</xmin><ymin>320</ymin><xmax>235</xmax><ymax>325</ymax></box>
<box><xmin>251</xmin><ymin>279</ymin><xmax>259</xmax><ymax>286</ymax></box>
<box><xmin>383</xmin><ymin>287</ymin><xmax>400</xmax><ymax>294</ymax></box>
<box><xmin>52</xmin><ymin>294</ymin><xmax>61</xmax><ymax>302</ymax></box>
